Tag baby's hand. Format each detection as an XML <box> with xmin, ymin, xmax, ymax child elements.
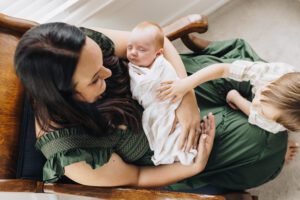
<box><xmin>157</xmin><ymin>79</ymin><xmax>189</xmax><ymax>103</ymax></box>
<box><xmin>226</xmin><ymin>89</ymin><xmax>240</xmax><ymax>110</ymax></box>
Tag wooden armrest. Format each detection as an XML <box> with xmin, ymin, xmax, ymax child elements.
<box><xmin>0</xmin><ymin>179</ymin><xmax>258</xmax><ymax>200</ymax></box>
<box><xmin>0</xmin><ymin>13</ymin><xmax>37</xmax><ymax>34</ymax></box>
<box><xmin>163</xmin><ymin>14</ymin><xmax>208</xmax><ymax>41</ymax></box>
<box><xmin>43</xmin><ymin>183</ymin><xmax>225</xmax><ymax>200</ymax></box>
<box><xmin>0</xmin><ymin>13</ymin><xmax>36</xmax><ymax>180</ymax></box>
<box><xmin>0</xmin><ymin>179</ymin><xmax>43</xmax><ymax>192</ymax></box>
<box><xmin>225</xmin><ymin>193</ymin><xmax>258</xmax><ymax>200</ymax></box>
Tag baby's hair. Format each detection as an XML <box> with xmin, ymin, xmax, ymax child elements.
<box><xmin>133</xmin><ymin>21</ymin><xmax>164</xmax><ymax>49</ymax></box>
<box><xmin>261</xmin><ymin>72</ymin><xmax>300</xmax><ymax>132</ymax></box>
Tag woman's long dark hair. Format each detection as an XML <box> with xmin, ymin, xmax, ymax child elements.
<box><xmin>14</xmin><ymin>22</ymin><xmax>142</xmax><ymax>136</ymax></box>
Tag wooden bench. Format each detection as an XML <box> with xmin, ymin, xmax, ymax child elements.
<box><xmin>0</xmin><ymin>12</ymin><xmax>257</xmax><ymax>200</ymax></box>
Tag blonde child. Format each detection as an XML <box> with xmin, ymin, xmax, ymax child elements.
<box><xmin>127</xmin><ymin>22</ymin><xmax>198</xmax><ymax>165</ymax></box>
<box><xmin>157</xmin><ymin>60</ymin><xmax>300</xmax><ymax>135</ymax></box>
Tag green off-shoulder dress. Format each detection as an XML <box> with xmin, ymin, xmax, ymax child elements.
<box><xmin>35</xmin><ymin>28</ymin><xmax>287</xmax><ymax>191</ymax></box>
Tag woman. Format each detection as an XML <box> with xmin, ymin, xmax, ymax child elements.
<box><xmin>14</xmin><ymin>22</ymin><xmax>287</xmax><ymax>191</ymax></box>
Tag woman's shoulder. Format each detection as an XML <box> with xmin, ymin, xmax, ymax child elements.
<box><xmin>35</xmin><ymin>125</ymin><xmax>120</xmax><ymax>183</ymax></box>
<box><xmin>79</xmin><ymin>27</ymin><xmax>130</xmax><ymax>58</ymax></box>
<box><xmin>35</xmin><ymin>126</ymin><xmax>122</xmax><ymax>155</ymax></box>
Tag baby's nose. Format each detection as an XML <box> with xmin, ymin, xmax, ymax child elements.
<box><xmin>102</xmin><ymin>67</ymin><xmax>112</xmax><ymax>79</ymax></box>
<box><xmin>130</xmin><ymin>49</ymin><xmax>138</xmax><ymax>56</ymax></box>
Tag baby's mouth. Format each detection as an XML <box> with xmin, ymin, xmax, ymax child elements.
<box><xmin>129</xmin><ymin>58</ymin><xmax>138</xmax><ymax>63</ymax></box>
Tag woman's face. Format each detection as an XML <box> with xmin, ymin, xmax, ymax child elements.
<box><xmin>72</xmin><ymin>37</ymin><xmax>112</xmax><ymax>103</ymax></box>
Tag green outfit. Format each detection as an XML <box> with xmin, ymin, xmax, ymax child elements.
<box><xmin>35</xmin><ymin>28</ymin><xmax>287</xmax><ymax>190</ymax></box>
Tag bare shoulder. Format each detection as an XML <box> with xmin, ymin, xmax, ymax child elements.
<box><xmin>35</xmin><ymin>118</ymin><xmax>44</xmax><ymax>138</ymax></box>
<box><xmin>89</xmin><ymin>27</ymin><xmax>131</xmax><ymax>58</ymax></box>
<box><xmin>35</xmin><ymin>117</ymin><xmax>61</xmax><ymax>138</ymax></box>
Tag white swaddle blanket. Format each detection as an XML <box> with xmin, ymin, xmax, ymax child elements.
<box><xmin>128</xmin><ymin>55</ymin><xmax>197</xmax><ymax>165</ymax></box>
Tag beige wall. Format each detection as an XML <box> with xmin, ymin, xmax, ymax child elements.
<box><xmin>82</xmin><ymin>0</ymin><xmax>231</xmax><ymax>29</ymax></box>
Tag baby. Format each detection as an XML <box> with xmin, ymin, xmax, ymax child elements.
<box><xmin>127</xmin><ymin>21</ymin><xmax>197</xmax><ymax>165</ymax></box>
<box><xmin>157</xmin><ymin>60</ymin><xmax>300</xmax><ymax>134</ymax></box>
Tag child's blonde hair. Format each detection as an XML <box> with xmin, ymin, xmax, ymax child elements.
<box><xmin>261</xmin><ymin>72</ymin><xmax>300</xmax><ymax>132</ymax></box>
<box><xmin>133</xmin><ymin>21</ymin><xmax>164</xmax><ymax>49</ymax></box>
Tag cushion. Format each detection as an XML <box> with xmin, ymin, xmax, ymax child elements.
<box><xmin>16</xmin><ymin>95</ymin><xmax>75</xmax><ymax>184</ymax></box>
<box><xmin>16</xmin><ymin>94</ymin><xmax>45</xmax><ymax>180</ymax></box>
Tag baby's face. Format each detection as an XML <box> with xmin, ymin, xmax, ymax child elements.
<box><xmin>127</xmin><ymin>29</ymin><xmax>160</xmax><ymax>67</ymax></box>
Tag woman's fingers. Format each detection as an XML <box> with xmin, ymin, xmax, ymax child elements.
<box><xmin>193</xmin><ymin>124</ymin><xmax>202</xmax><ymax>149</ymax></box>
<box><xmin>203</xmin><ymin>116</ymin><xmax>208</xmax><ymax>134</ymax></box>
<box><xmin>208</xmin><ymin>113</ymin><xmax>215</xmax><ymax>134</ymax></box>
<box><xmin>185</xmin><ymin>128</ymin><xmax>196</xmax><ymax>152</ymax></box>
<box><xmin>194</xmin><ymin>133</ymin><xmax>208</xmax><ymax>170</ymax></box>
<box><xmin>206</xmin><ymin>113</ymin><xmax>216</xmax><ymax>150</ymax></box>
<box><xmin>197</xmin><ymin>133</ymin><xmax>207</xmax><ymax>154</ymax></box>
<box><xmin>178</xmin><ymin>125</ymin><xmax>189</xmax><ymax>150</ymax></box>
<box><xmin>198</xmin><ymin>113</ymin><xmax>215</xmax><ymax>150</ymax></box>
<box><xmin>169</xmin><ymin>118</ymin><xmax>177</xmax><ymax>135</ymax></box>
<box><xmin>175</xmin><ymin>96</ymin><xmax>201</xmax><ymax>152</ymax></box>
<box><xmin>194</xmin><ymin>113</ymin><xmax>215</xmax><ymax>167</ymax></box>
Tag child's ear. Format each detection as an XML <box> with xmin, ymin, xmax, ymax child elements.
<box><xmin>156</xmin><ymin>48</ymin><xmax>164</xmax><ymax>55</ymax></box>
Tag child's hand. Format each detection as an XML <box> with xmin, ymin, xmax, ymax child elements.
<box><xmin>191</xmin><ymin>113</ymin><xmax>215</xmax><ymax>173</ymax></box>
<box><xmin>226</xmin><ymin>89</ymin><xmax>240</xmax><ymax>110</ymax></box>
<box><xmin>157</xmin><ymin>79</ymin><xmax>190</xmax><ymax>102</ymax></box>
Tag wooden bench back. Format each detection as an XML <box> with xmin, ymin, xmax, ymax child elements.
<box><xmin>0</xmin><ymin>13</ymin><xmax>37</xmax><ymax>178</ymax></box>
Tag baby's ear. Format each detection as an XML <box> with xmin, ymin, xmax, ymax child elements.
<box><xmin>157</xmin><ymin>48</ymin><xmax>164</xmax><ymax>55</ymax></box>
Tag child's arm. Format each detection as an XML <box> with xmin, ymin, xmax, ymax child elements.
<box><xmin>226</xmin><ymin>90</ymin><xmax>251</xmax><ymax>116</ymax></box>
<box><xmin>157</xmin><ymin>63</ymin><xmax>231</xmax><ymax>102</ymax></box>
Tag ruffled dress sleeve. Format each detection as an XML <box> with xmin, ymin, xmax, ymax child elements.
<box><xmin>35</xmin><ymin>127</ymin><xmax>119</xmax><ymax>183</ymax></box>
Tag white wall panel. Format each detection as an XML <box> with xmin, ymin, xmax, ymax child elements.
<box><xmin>0</xmin><ymin>0</ymin><xmax>231</xmax><ymax>28</ymax></box>
<box><xmin>83</xmin><ymin>0</ymin><xmax>231</xmax><ymax>29</ymax></box>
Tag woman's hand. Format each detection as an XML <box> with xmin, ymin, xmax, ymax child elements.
<box><xmin>191</xmin><ymin>113</ymin><xmax>216</xmax><ymax>173</ymax></box>
<box><xmin>157</xmin><ymin>78</ymin><xmax>191</xmax><ymax>103</ymax></box>
<box><xmin>174</xmin><ymin>91</ymin><xmax>201</xmax><ymax>152</ymax></box>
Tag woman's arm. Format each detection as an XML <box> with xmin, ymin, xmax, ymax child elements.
<box><xmin>88</xmin><ymin>28</ymin><xmax>185</xmax><ymax>78</ymax></box>
<box><xmin>90</xmin><ymin>27</ymin><xmax>186</xmax><ymax>77</ymax></box>
<box><xmin>163</xmin><ymin>37</ymin><xmax>202</xmax><ymax>152</ymax></box>
<box><xmin>64</xmin><ymin>114</ymin><xmax>215</xmax><ymax>187</ymax></box>
<box><xmin>65</xmin><ymin>151</ymin><xmax>198</xmax><ymax>187</ymax></box>
<box><xmin>89</xmin><ymin>27</ymin><xmax>130</xmax><ymax>58</ymax></box>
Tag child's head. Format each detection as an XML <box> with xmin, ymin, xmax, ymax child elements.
<box><xmin>127</xmin><ymin>21</ymin><xmax>164</xmax><ymax>67</ymax></box>
<box><xmin>259</xmin><ymin>72</ymin><xmax>300</xmax><ymax>132</ymax></box>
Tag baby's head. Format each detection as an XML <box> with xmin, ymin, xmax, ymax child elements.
<box><xmin>257</xmin><ymin>72</ymin><xmax>300</xmax><ymax>132</ymax></box>
<box><xmin>127</xmin><ymin>21</ymin><xmax>164</xmax><ymax>67</ymax></box>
